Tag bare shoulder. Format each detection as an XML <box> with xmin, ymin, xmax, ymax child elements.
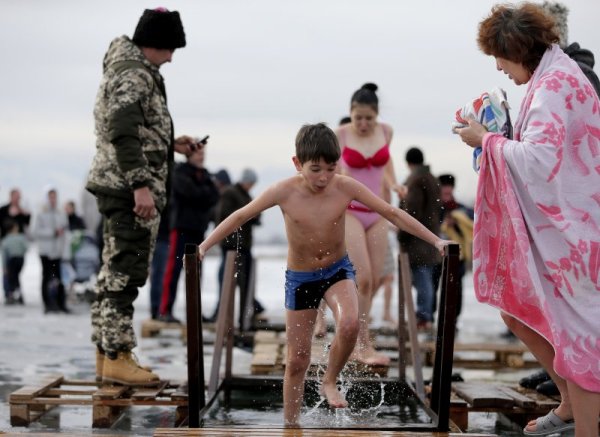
<box><xmin>332</xmin><ymin>173</ymin><xmax>359</xmax><ymax>193</ymax></box>
<box><xmin>334</xmin><ymin>124</ymin><xmax>349</xmax><ymax>138</ymax></box>
<box><xmin>381</xmin><ymin>122</ymin><xmax>394</xmax><ymax>138</ymax></box>
<box><xmin>265</xmin><ymin>175</ymin><xmax>300</xmax><ymax>202</ymax></box>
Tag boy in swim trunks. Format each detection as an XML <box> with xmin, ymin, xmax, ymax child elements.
<box><xmin>198</xmin><ymin>123</ymin><xmax>450</xmax><ymax>427</ymax></box>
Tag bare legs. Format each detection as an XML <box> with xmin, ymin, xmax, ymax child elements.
<box><xmin>314</xmin><ymin>300</ymin><xmax>327</xmax><ymax>338</ymax></box>
<box><xmin>345</xmin><ymin>215</ymin><xmax>390</xmax><ymax>365</ymax></box>
<box><xmin>502</xmin><ymin>313</ymin><xmax>600</xmax><ymax>436</ymax></box>
<box><xmin>283</xmin><ymin>280</ymin><xmax>359</xmax><ymax>426</ymax></box>
<box><xmin>377</xmin><ymin>272</ymin><xmax>395</xmax><ymax>325</ymax></box>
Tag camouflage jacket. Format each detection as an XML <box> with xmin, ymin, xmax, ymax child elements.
<box><xmin>86</xmin><ymin>35</ymin><xmax>173</xmax><ymax>212</ymax></box>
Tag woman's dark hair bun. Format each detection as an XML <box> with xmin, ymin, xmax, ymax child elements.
<box><xmin>361</xmin><ymin>83</ymin><xmax>378</xmax><ymax>93</ymax></box>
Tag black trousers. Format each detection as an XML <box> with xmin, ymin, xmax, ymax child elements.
<box><xmin>5</xmin><ymin>256</ymin><xmax>24</xmax><ymax>294</ymax></box>
<box><xmin>40</xmin><ymin>256</ymin><xmax>66</xmax><ymax>311</ymax></box>
<box><xmin>215</xmin><ymin>248</ymin><xmax>263</xmax><ymax>328</ymax></box>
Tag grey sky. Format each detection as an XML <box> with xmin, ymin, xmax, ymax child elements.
<box><xmin>1</xmin><ymin>0</ymin><xmax>599</xmax><ymax>240</ymax></box>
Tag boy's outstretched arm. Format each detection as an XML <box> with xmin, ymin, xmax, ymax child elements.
<box><xmin>198</xmin><ymin>185</ymin><xmax>277</xmax><ymax>259</ymax></box>
<box><xmin>344</xmin><ymin>177</ymin><xmax>452</xmax><ymax>255</ymax></box>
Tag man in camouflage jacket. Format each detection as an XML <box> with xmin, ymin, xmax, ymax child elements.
<box><xmin>86</xmin><ymin>8</ymin><xmax>195</xmax><ymax>386</ymax></box>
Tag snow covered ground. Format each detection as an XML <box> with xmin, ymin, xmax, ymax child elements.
<box><xmin>0</xmin><ymin>245</ymin><xmax>541</xmax><ymax>435</ymax></box>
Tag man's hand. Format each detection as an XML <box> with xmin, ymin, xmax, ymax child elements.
<box><xmin>455</xmin><ymin>118</ymin><xmax>487</xmax><ymax>148</ymax></box>
<box><xmin>133</xmin><ymin>186</ymin><xmax>156</xmax><ymax>220</ymax></box>
<box><xmin>174</xmin><ymin>135</ymin><xmax>197</xmax><ymax>156</ymax></box>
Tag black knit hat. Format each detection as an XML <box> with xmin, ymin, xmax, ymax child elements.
<box><xmin>132</xmin><ymin>7</ymin><xmax>186</xmax><ymax>50</ymax></box>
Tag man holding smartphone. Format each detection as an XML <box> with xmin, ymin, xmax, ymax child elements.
<box><xmin>158</xmin><ymin>137</ymin><xmax>219</xmax><ymax>324</ymax></box>
<box><xmin>86</xmin><ymin>7</ymin><xmax>196</xmax><ymax>386</ymax></box>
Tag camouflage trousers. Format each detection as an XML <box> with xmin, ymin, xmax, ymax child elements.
<box><xmin>90</xmin><ymin>195</ymin><xmax>159</xmax><ymax>357</ymax></box>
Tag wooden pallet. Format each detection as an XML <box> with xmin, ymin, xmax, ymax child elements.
<box><xmin>9</xmin><ymin>374</ymin><xmax>188</xmax><ymax>428</ymax></box>
<box><xmin>252</xmin><ymin>329</ymin><xmax>535</xmax><ymax>372</ymax></box>
<box><xmin>373</xmin><ymin>337</ymin><xmax>537</xmax><ymax>369</ymax></box>
<box><xmin>448</xmin><ymin>382</ymin><xmax>559</xmax><ymax>431</ymax></box>
<box><xmin>141</xmin><ymin>318</ymin><xmax>187</xmax><ymax>339</ymax></box>
<box><xmin>251</xmin><ymin>331</ymin><xmax>389</xmax><ymax>377</ymax></box>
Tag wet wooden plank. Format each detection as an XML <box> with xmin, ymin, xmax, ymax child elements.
<box><xmin>154</xmin><ymin>429</ymin><xmax>497</xmax><ymax>436</ymax></box>
<box><xmin>92</xmin><ymin>385</ymin><xmax>129</xmax><ymax>400</ymax></box>
<box><xmin>9</xmin><ymin>374</ymin><xmax>64</xmax><ymax>401</ymax></box>
<box><xmin>497</xmin><ymin>386</ymin><xmax>537</xmax><ymax>408</ymax></box>
<box><xmin>453</xmin><ymin>382</ymin><xmax>514</xmax><ymax>409</ymax></box>
<box><xmin>131</xmin><ymin>380</ymin><xmax>170</xmax><ymax>401</ymax></box>
<box><xmin>141</xmin><ymin>318</ymin><xmax>186</xmax><ymax>338</ymax></box>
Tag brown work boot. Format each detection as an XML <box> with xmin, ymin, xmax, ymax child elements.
<box><xmin>102</xmin><ymin>351</ymin><xmax>160</xmax><ymax>387</ymax></box>
<box><xmin>96</xmin><ymin>349</ymin><xmax>104</xmax><ymax>382</ymax></box>
<box><xmin>96</xmin><ymin>348</ymin><xmax>153</xmax><ymax>382</ymax></box>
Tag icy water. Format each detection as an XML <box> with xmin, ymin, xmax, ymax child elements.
<box><xmin>0</xmin><ymin>246</ymin><xmax>563</xmax><ymax>436</ymax></box>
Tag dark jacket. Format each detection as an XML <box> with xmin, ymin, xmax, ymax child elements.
<box><xmin>398</xmin><ymin>165</ymin><xmax>441</xmax><ymax>266</ymax></box>
<box><xmin>0</xmin><ymin>205</ymin><xmax>30</xmax><ymax>239</ymax></box>
<box><xmin>564</xmin><ymin>42</ymin><xmax>600</xmax><ymax>97</ymax></box>
<box><xmin>169</xmin><ymin>163</ymin><xmax>219</xmax><ymax>233</ymax></box>
<box><xmin>217</xmin><ymin>183</ymin><xmax>260</xmax><ymax>251</ymax></box>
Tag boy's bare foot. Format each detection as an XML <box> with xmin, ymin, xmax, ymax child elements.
<box><xmin>350</xmin><ymin>348</ymin><xmax>391</xmax><ymax>366</ymax></box>
<box><xmin>320</xmin><ymin>382</ymin><xmax>348</xmax><ymax>408</ymax></box>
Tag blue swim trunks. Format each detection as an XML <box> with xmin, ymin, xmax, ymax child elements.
<box><xmin>285</xmin><ymin>254</ymin><xmax>356</xmax><ymax>310</ymax></box>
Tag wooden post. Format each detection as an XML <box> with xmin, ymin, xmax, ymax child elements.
<box><xmin>398</xmin><ymin>248</ymin><xmax>425</xmax><ymax>400</ymax></box>
<box><xmin>430</xmin><ymin>243</ymin><xmax>460</xmax><ymax>431</ymax></box>
<box><xmin>395</xmin><ymin>253</ymin><xmax>407</xmax><ymax>381</ymax></box>
<box><xmin>184</xmin><ymin>243</ymin><xmax>205</xmax><ymax>428</ymax></box>
<box><xmin>208</xmin><ymin>250</ymin><xmax>237</xmax><ymax>397</ymax></box>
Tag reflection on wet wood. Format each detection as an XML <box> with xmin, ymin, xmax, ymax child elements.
<box><xmin>154</xmin><ymin>429</ymin><xmax>497</xmax><ymax>436</ymax></box>
<box><xmin>251</xmin><ymin>331</ymin><xmax>390</xmax><ymax>377</ymax></box>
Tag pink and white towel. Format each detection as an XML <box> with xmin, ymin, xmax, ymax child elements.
<box><xmin>453</xmin><ymin>87</ymin><xmax>512</xmax><ymax>172</ymax></box>
<box><xmin>474</xmin><ymin>44</ymin><xmax>600</xmax><ymax>392</ymax></box>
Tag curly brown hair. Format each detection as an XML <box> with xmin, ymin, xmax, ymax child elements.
<box><xmin>477</xmin><ymin>2</ymin><xmax>559</xmax><ymax>73</ymax></box>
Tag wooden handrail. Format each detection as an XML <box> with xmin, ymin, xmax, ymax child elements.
<box><xmin>184</xmin><ymin>243</ymin><xmax>205</xmax><ymax>428</ymax></box>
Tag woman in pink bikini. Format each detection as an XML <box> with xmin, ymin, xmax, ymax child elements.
<box><xmin>337</xmin><ymin>83</ymin><xmax>403</xmax><ymax>366</ymax></box>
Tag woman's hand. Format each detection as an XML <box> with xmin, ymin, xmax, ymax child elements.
<box><xmin>393</xmin><ymin>184</ymin><xmax>408</xmax><ymax>199</ymax></box>
<box><xmin>455</xmin><ymin>118</ymin><xmax>487</xmax><ymax>148</ymax></box>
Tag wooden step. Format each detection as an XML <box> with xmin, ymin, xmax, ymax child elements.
<box><xmin>9</xmin><ymin>375</ymin><xmax>187</xmax><ymax>428</ymax></box>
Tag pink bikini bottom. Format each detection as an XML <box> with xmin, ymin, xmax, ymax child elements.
<box><xmin>347</xmin><ymin>203</ymin><xmax>380</xmax><ymax>230</ymax></box>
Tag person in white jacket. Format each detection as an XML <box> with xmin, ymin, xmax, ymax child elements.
<box><xmin>32</xmin><ymin>186</ymin><xmax>69</xmax><ymax>313</ymax></box>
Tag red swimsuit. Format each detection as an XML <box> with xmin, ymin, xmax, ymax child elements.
<box><xmin>341</xmin><ymin>127</ymin><xmax>391</xmax><ymax>229</ymax></box>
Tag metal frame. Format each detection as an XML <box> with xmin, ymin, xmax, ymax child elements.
<box><xmin>183</xmin><ymin>243</ymin><xmax>460</xmax><ymax>431</ymax></box>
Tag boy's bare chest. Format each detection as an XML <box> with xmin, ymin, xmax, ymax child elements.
<box><xmin>283</xmin><ymin>194</ymin><xmax>347</xmax><ymax>229</ymax></box>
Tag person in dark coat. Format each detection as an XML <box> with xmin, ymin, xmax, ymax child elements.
<box><xmin>158</xmin><ymin>142</ymin><xmax>220</xmax><ymax>323</ymax></box>
<box><xmin>209</xmin><ymin>168</ymin><xmax>264</xmax><ymax>328</ymax></box>
<box><xmin>64</xmin><ymin>201</ymin><xmax>86</xmax><ymax>231</ymax></box>
<box><xmin>397</xmin><ymin>147</ymin><xmax>441</xmax><ymax>330</ymax></box>
<box><xmin>0</xmin><ymin>188</ymin><xmax>31</xmax><ymax>296</ymax></box>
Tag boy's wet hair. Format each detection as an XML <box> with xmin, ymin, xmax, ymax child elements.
<box><xmin>295</xmin><ymin>123</ymin><xmax>340</xmax><ymax>164</ymax></box>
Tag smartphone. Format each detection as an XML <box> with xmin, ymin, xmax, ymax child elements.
<box><xmin>190</xmin><ymin>135</ymin><xmax>209</xmax><ymax>151</ymax></box>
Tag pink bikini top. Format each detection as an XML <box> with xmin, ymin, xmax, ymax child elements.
<box><xmin>340</xmin><ymin>125</ymin><xmax>391</xmax><ymax>213</ymax></box>
<box><xmin>342</xmin><ymin>144</ymin><xmax>390</xmax><ymax>168</ymax></box>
